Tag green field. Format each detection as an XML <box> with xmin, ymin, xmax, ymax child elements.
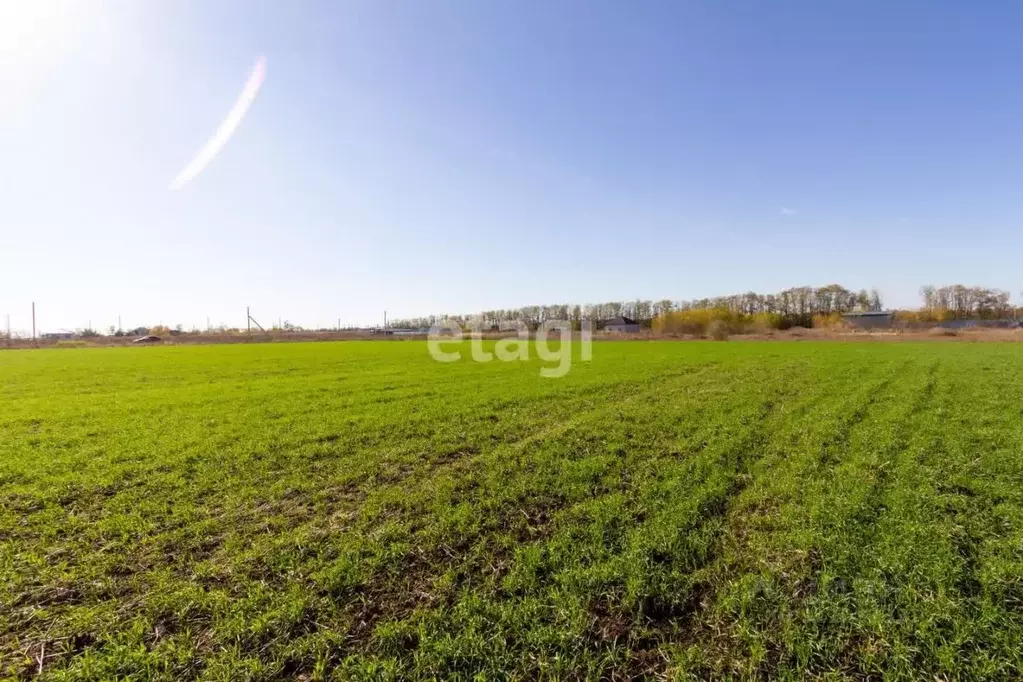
<box><xmin>3</xmin><ymin>341</ymin><xmax>1023</xmax><ymax>680</ymax></box>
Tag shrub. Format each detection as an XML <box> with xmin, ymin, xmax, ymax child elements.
<box><xmin>750</xmin><ymin>312</ymin><xmax>784</xmax><ymax>331</ymax></box>
<box><xmin>654</xmin><ymin>308</ymin><xmax>738</xmax><ymax>336</ymax></box>
<box><xmin>812</xmin><ymin>312</ymin><xmax>846</xmax><ymax>330</ymax></box>
<box><xmin>707</xmin><ymin>320</ymin><xmax>729</xmax><ymax>341</ymax></box>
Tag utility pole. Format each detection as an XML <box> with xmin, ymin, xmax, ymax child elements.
<box><xmin>118</xmin><ymin>315</ymin><xmax>121</xmax><ymax>333</ymax></box>
<box><xmin>31</xmin><ymin>302</ymin><xmax>36</xmax><ymax>341</ymax></box>
<box><xmin>247</xmin><ymin>306</ymin><xmax>251</xmax><ymax>333</ymax></box>
<box><xmin>384</xmin><ymin>310</ymin><xmax>387</xmax><ymax>329</ymax></box>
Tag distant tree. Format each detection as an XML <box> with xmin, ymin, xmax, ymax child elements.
<box><xmin>869</xmin><ymin>288</ymin><xmax>883</xmax><ymax>312</ymax></box>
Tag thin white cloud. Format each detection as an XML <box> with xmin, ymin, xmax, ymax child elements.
<box><xmin>780</xmin><ymin>207</ymin><xmax>797</xmax><ymax>216</ymax></box>
<box><xmin>169</xmin><ymin>56</ymin><xmax>266</xmax><ymax>190</ymax></box>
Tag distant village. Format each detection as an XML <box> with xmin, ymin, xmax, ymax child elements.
<box><xmin>8</xmin><ymin>284</ymin><xmax>1022</xmax><ymax>342</ymax></box>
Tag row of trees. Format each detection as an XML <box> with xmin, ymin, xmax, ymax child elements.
<box><xmin>389</xmin><ymin>284</ymin><xmax>884</xmax><ymax>331</ymax></box>
<box><xmin>915</xmin><ymin>285</ymin><xmax>1015</xmax><ymax>321</ymax></box>
<box><xmin>392</xmin><ymin>284</ymin><xmax>1023</xmax><ymax>333</ymax></box>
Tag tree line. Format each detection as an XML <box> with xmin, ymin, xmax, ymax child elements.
<box><xmin>388</xmin><ymin>284</ymin><xmax>885</xmax><ymax>331</ymax></box>
<box><xmin>910</xmin><ymin>285</ymin><xmax>1016</xmax><ymax>322</ymax></box>
<box><xmin>391</xmin><ymin>283</ymin><xmax>1023</xmax><ymax>332</ymax></box>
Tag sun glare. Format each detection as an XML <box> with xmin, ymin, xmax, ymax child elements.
<box><xmin>0</xmin><ymin>0</ymin><xmax>83</xmax><ymax>65</ymax></box>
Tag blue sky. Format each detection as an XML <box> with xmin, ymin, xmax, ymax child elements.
<box><xmin>3</xmin><ymin>1</ymin><xmax>1023</xmax><ymax>333</ymax></box>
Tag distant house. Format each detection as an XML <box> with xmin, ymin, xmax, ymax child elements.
<box><xmin>41</xmin><ymin>331</ymin><xmax>76</xmax><ymax>340</ymax></box>
<box><xmin>842</xmin><ymin>311</ymin><xmax>894</xmax><ymax>329</ymax></box>
<box><xmin>603</xmin><ymin>316</ymin><xmax>641</xmax><ymax>333</ymax></box>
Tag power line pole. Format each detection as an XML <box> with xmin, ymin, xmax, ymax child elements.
<box><xmin>384</xmin><ymin>310</ymin><xmax>387</xmax><ymax>329</ymax></box>
<box><xmin>31</xmin><ymin>302</ymin><xmax>36</xmax><ymax>341</ymax></box>
<box><xmin>247</xmin><ymin>306</ymin><xmax>251</xmax><ymax>334</ymax></box>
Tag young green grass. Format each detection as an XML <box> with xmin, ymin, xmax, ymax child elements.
<box><xmin>2</xmin><ymin>341</ymin><xmax>1023</xmax><ymax>680</ymax></box>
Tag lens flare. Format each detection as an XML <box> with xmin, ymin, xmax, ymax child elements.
<box><xmin>169</xmin><ymin>56</ymin><xmax>266</xmax><ymax>191</ymax></box>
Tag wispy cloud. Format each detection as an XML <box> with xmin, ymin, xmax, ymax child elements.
<box><xmin>169</xmin><ymin>56</ymin><xmax>267</xmax><ymax>191</ymax></box>
<box><xmin>780</xmin><ymin>207</ymin><xmax>797</xmax><ymax>216</ymax></box>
